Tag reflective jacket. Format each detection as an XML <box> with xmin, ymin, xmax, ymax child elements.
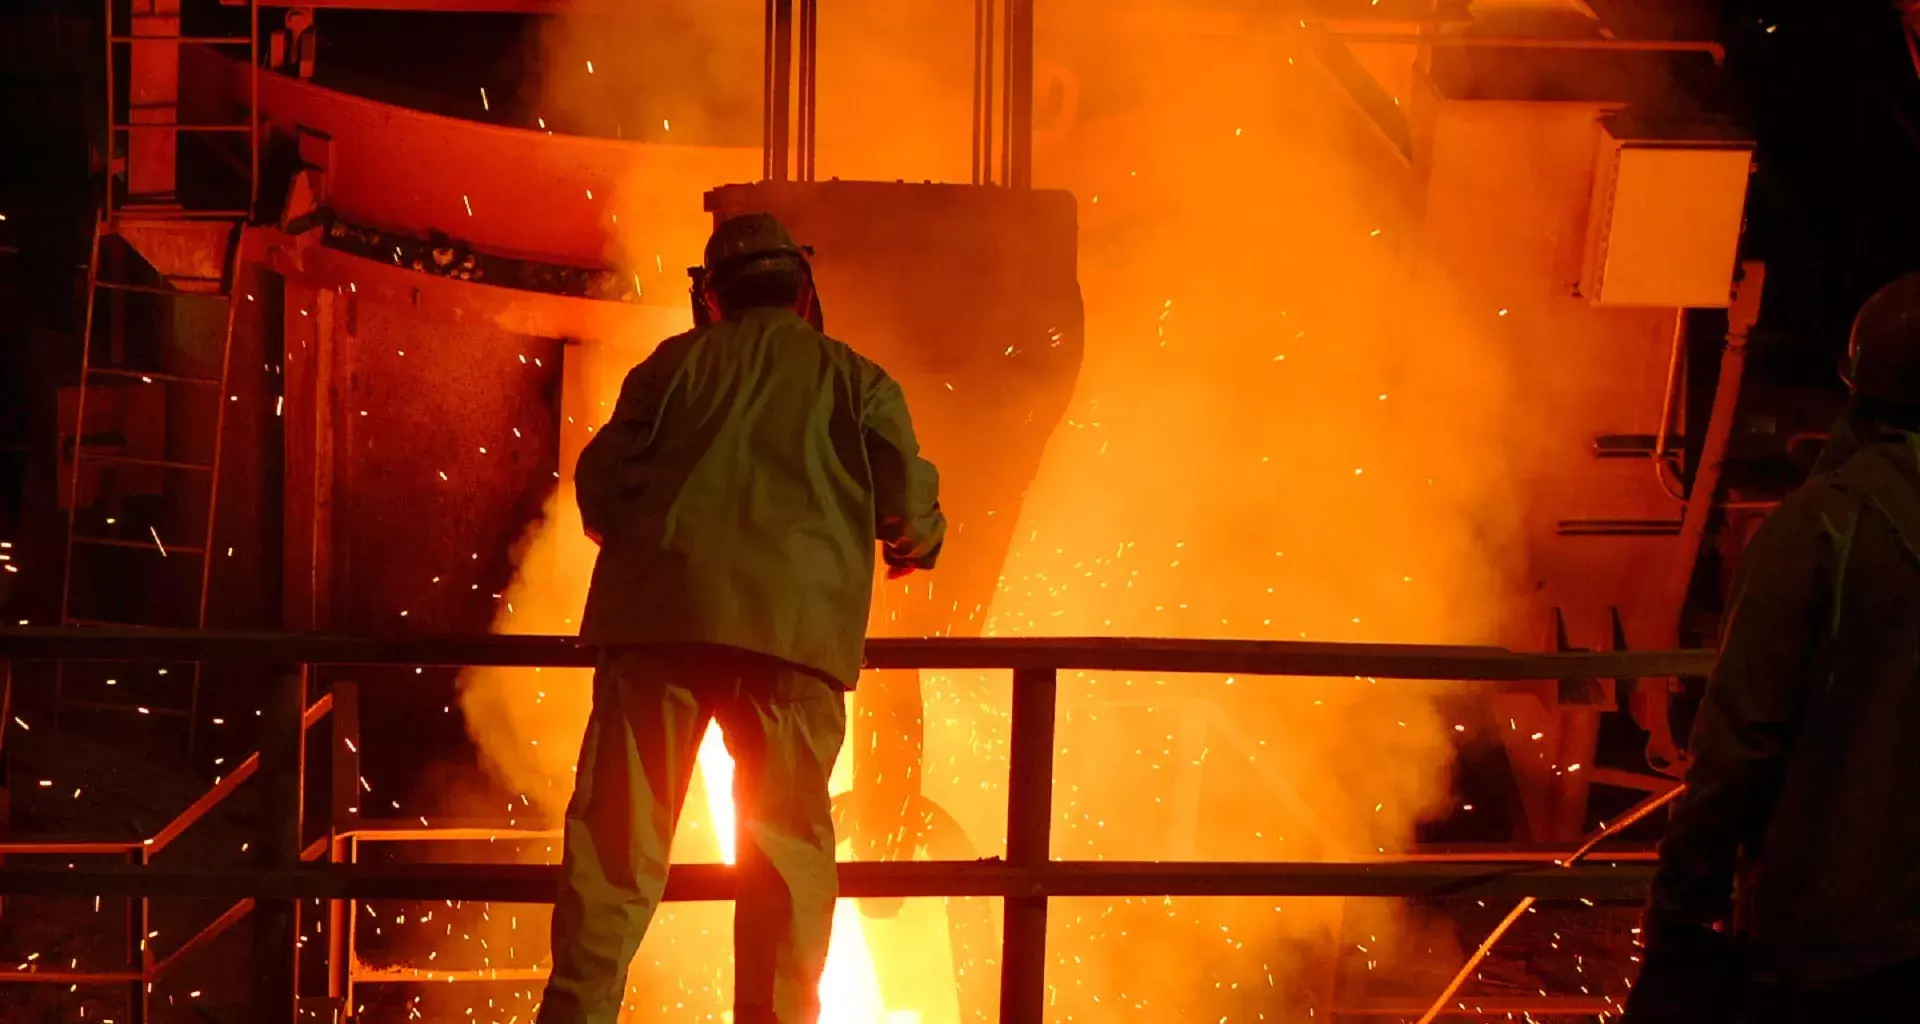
<box><xmin>575</xmin><ymin>307</ymin><xmax>945</xmax><ymax>685</ymax></box>
<box><xmin>1649</xmin><ymin>431</ymin><xmax>1920</xmax><ymax>985</ymax></box>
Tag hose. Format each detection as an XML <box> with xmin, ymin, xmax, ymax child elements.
<box><xmin>1411</xmin><ymin>783</ymin><xmax>1687</xmax><ymax>1024</ymax></box>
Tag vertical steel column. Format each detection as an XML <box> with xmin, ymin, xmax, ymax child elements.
<box><xmin>975</xmin><ymin>0</ymin><xmax>998</xmax><ymax>186</ymax></box>
<box><xmin>766</xmin><ymin>0</ymin><xmax>795</xmax><ymax>182</ymax></box>
<box><xmin>0</xmin><ymin>657</ymin><xmax>7</xmax><ymax>925</ymax></box>
<box><xmin>1002</xmin><ymin>0</ymin><xmax>1034</xmax><ymax>189</ymax></box>
<box><xmin>249</xmin><ymin>0</ymin><xmax>261</xmax><ymax>216</ymax></box>
<box><xmin>326</xmin><ymin>679</ymin><xmax>360</xmax><ymax>1012</ymax></box>
<box><xmin>103</xmin><ymin>0</ymin><xmax>116</xmax><ymax>218</ymax></box>
<box><xmin>761</xmin><ymin>0</ymin><xmax>775</xmax><ymax>181</ymax></box>
<box><xmin>253</xmin><ymin>667</ymin><xmax>306</xmax><ymax>1023</ymax></box>
<box><xmin>798</xmin><ymin>0</ymin><xmax>817</xmax><ymax>181</ymax></box>
<box><xmin>998</xmin><ymin>666</ymin><xmax>1057</xmax><ymax>1024</ymax></box>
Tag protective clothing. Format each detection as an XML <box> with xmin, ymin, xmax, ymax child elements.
<box><xmin>1620</xmin><ymin>925</ymin><xmax>1741</xmax><ymax>1024</ymax></box>
<box><xmin>539</xmin><ymin>645</ymin><xmax>848</xmax><ymax>1024</ymax></box>
<box><xmin>549</xmin><ymin>273</ymin><xmax>944</xmax><ymax>1023</ymax></box>
<box><xmin>1642</xmin><ymin>430</ymin><xmax>1920</xmax><ymax>990</ymax></box>
<box><xmin>574</xmin><ymin>306</ymin><xmax>945</xmax><ymax>686</ymax></box>
<box><xmin>1844</xmin><ymin>271</ymin><xmax>1920</xmax><ymax>402</ymax></box>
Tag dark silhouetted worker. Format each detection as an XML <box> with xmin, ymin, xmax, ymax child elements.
<box><xmin>1627</xmin><ymin>271</ymin><xmax>1920</xmax><ymax>1023</ymax></box>
<box><xmin>537</xmin><ymin>213</ymin><xmax>946</xmax><ymax>1024</ymax></box>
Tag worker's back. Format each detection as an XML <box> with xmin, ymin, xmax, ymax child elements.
<box><xmin>575</xmin><ymin>306</ymin><xmax>942</xmax><ymax>685</ymax></box>
<box><xmin>1739</xmin><ymin>434</ymin><xmax>1920</xmax><ymax>984</ymax></box>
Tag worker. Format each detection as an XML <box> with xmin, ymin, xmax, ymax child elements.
<box><xmin>537</xmin><ymin>212</ymin><xmax>946</xmax><ymax>1024</ymax></box>
<box><xmin>1626</xmin><ymin>271</ymin><xmax>1920</xmax><ymax>1023</ymax></box>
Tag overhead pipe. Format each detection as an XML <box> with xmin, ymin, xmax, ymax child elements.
<box><xmin>1652</xmin><ymin>308</ymin><xmax>1688</xmax><ymax>501</ymax></box>
<box><xmin>1637</xmin><ymin>263</ymin><xmax>1766</xmax><ymax>776</ymax></box>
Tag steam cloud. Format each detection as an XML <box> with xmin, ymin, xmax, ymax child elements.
<box><xmin>455</xmin><ymin>1</ymin><xmax>1531</xmax><ymax>1019</ymax></box>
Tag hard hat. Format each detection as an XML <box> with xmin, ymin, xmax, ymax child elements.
<box><xmin>702</xmin><ymin>213</ymin><xmax>810</xmax><ymax>276</ymax></box>
<box><xmin>1845</xmin><ymin>271</ymin><xmax>1920</xmax><ymax>403</ymax></box>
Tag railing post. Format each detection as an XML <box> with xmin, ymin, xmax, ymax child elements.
<box><xmin>0</xmin><ymin>657</ymin><xmax>8</xmax><ymax>923</ymax></box>
<box><xmin>127</xmin><ymin>846</ymin><xmax>150</xmax><ymax>1024</ymax></box>
<box><xmin>253</xmin><ymin>666</ymin><xmax>306</xmax><ymax>1023</ymax></box>
<box><xmin>327</xmin><ymin>678</ymin><xmax>361</xmax><ymax>1014</ymax></box>
<box><xmin>999</xmin><ymin>666</ymin><xmax>1057</xmax><ymax>1024</ymax></box>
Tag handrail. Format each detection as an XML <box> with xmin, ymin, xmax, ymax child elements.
<box><xmin>1322</xmin><ymin>32</ymin><xmax>1727</xmax><ymax>64</ymax></box>
<box><xmin>145</xmin><ymin>694</ymin><xmax>333</xmax><ymax>855</ymax></box>
<box><xmin>0</xmin><ymin>630</ymin><xmax>1705</xmax><ymax>1022</ymax></box>
<box><xmin>0</xmin><ymin>694</ymin><xmax>333</xmax><ymax>857</ymax></box>
<box><xmin>0</xmin><ymin>859</ymin><xmax>1657</xmax><ymax>903</ymax></box>
<box><xmin>0</xmin><ymin>693</ymin><xmax>334</xmax><ymax>991</ymax></box>
<box><xmin>0</xmin><ymin>628</ymin><xmax>1717</xmax><ymax>680</ymax></box>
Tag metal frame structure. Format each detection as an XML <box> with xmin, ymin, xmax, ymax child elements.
<box><xmin>0</xmin><ymin>629</ymin><xmax>1708</xmax><ymax>1022</ymax></box>
<box><xmin>60</xmin><ymin>0</ymin><xmax>264</xmax><ymax>752</ymax></box>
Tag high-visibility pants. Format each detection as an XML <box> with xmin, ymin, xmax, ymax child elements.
<box><xmin>537</xmin><ymin>644</ymin><xmax>848</xmax><ymax>1024</ymax></box>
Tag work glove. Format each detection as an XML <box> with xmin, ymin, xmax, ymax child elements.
<box><xmin>1622</xmin><ymin>924</ymin><xmax>1744</xmax><ymax>1024</ymax></box>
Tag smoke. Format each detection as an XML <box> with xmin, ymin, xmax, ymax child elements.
<box><xmin>451</xmin><ymin>1</ymin><xmax>1533</xmax><ymax>1020</ymax></box>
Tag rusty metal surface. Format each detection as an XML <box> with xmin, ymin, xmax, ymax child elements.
<box><xmin>256</xmin><ymin>232</ymin><xmax>658</xmax><ymax>344</ymax></box>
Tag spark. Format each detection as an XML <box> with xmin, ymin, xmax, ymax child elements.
<box><xmin>480</xmin><ymin>87</ymin><xmax>490</xmax><ymax>111</ymax></box>
<box><xmin>1498</xmin><ymin>308</ymin><xmax>1509</xmax><ymax>316</ymax></box>
<box><xmin>149</xmin><ymin>526</ymin><xmax>168</xmax><ymax>557</ymax></box>
<box><xmin>11</xmin><ymin>717</ymin><xmax>24</xmax><ymax>730</ymax></box>
<box><xmin>663</xmin><ymin>119</ymin><xmax>671</xmax><ymax>131</ymax></box>
<box><xmin>585</xmin><ymin>60</ymin><xmax>594</xmax><ymax>73</ymax></box>
<box><xmin>463</xmin><ymin>195</ymin><xmax>474</xmax><ymax>217</ymax></box>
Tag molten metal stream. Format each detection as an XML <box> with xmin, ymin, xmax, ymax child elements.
<box><xmin>695</xmin><ymin>722</ymin><xmax>904</xmax><ymax>1023</ymax></box>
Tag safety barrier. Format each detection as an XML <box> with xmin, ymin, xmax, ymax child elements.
<box><xmin>0</xmin><ymin>629</ymin><xmax>1712</xmax><ymax>1022</ymax></box>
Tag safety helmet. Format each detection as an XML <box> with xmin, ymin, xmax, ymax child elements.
<box><xmin>1845</xmin><ymin>271</ymin><xmax>1920</xmax><ymax>403</ymax></box>
<box><xmin>701</xmin><ymin>213</ymin><xmax>810</xmax><ymax>280</ymax></box>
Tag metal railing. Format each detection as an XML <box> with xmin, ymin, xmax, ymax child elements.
<box><xmin>0</xmin><ymin>628</ymin><xmax>1713</xmax><ymax>1022</ymax></box>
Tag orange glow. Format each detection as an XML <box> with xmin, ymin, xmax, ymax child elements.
<box><xmin>441</xmin><ymin>0</ymin><xmax>1630</xmax><ymax>1018</ymax></box>
<box><xmin>695</xmin><ymin>722</ymin><xmax>896</xmax><ymax>1022</ymax></box>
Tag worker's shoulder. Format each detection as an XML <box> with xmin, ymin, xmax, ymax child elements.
<box><xmin>1759</xmin><ymin>451</ymin><xmax>1913</xmax><ymax>548</ymax></box>
<box><xmin>807</xmin><ymin>327</ymin><xmax>896</xmax><ymax>385</ymax></box>
<box><xmin>638</xmin><ymin>327</ymin><xmax>706</xmax><ymax>372</ymax></box>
